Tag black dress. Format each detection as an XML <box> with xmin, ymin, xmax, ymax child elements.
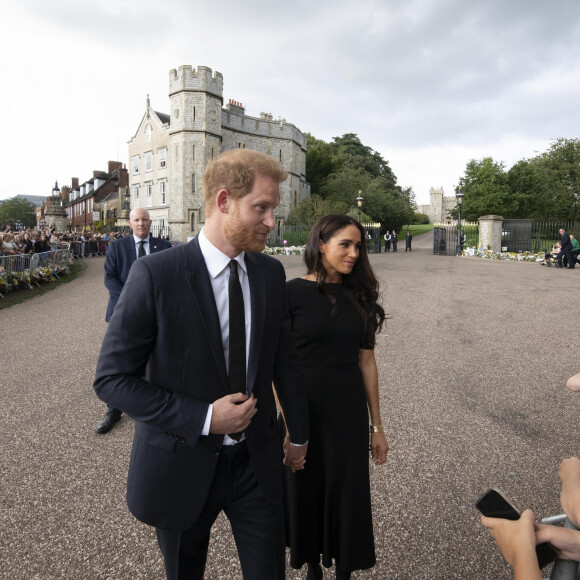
<box><xmin>284</xmin><ymin>278</ymin><xmax>376</xmax><ymax>573</ymax></box>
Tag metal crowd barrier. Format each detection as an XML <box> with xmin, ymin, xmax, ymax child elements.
<box><xmin>0</xmin><ymin>249</ymin><xmax>72</xmax><ymax>297</ymax></box>
<box><xmin>0</xmin><ymin>253</ymin><xmax>32</xmax><ymax>273</ymax></box>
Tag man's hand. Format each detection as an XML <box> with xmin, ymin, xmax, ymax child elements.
<box><xmin>536</xmin><ymin>524</ymin><xmax>580</xmax><ymax>561</ymax></box>
<box><xmin>283</xmin><ymin>433</ymin><xmax>307</xmax><ymax>472</ymax></box>
<box><xmin>481</xmin><ymin>509</ymin><xmax>542</xmax><ymax>580</ymax></box>
<box><xmin>559</xmin><ymin>457</ymin><xmax>580</xmax><ymax>528</ymax></box>
<box><xmin>209</xmin><ymin>393</ymin><xmax>257</xmax><ymax>434</ymax></box>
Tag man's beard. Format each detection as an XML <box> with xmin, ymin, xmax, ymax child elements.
<box><xmin>224</xmin><ymin>208</ymin><xmax>270</xmax><ymax>253</ymax></box>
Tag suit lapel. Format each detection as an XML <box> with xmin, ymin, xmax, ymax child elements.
<box><xmin>245</xmin><ymin>254</ymin><xmax>266</xmax><ymax>394</ymax></box>
<box><xmin>184</xmin><ymin>238</ymin><xmax>229</xmax><ymax>393</ymax></box>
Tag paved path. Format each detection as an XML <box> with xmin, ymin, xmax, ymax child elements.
<box><xmin>1</xmin><ymin>239</ymin><xmax>578</xmax><ymax>579</ymax></box>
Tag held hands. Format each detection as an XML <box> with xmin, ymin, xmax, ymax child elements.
<box><xmin>209</xmin><ymin>393</ymin><xmax>257</xmax><ymax>434</ymax></box>
<box><xmin>283</xmin><ymin>432</ymin><xmax>307</xmax><ymax>472</ymax></box>
<box><xmin>370</xmin><ymin>432</ymin><xmax>389</xmax><ymax>465</ymax></box>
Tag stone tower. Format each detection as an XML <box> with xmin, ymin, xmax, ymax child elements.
<box><xmin>168</xmin><ymin>65</ymin><xmax>224</xmax><ymax>240</ymax></box>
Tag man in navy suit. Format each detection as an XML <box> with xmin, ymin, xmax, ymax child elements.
<box><xmin>557</xmin><ymin>227</ymin><xmax>575</xmax><ymax>269</ymax></box>
<box><xmin>95</xmin><ymin>207</ymin><xmax>172</xmax><ymax>434</ymax></box>
<box><xmin>94</xmin><ymin>150</ymin><xmax>309</xmax><ymax>579</ymax></box>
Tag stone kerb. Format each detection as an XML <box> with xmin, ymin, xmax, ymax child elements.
<box><xmin>478</xmin><ymin>215</ymin><xmax>503</xmax><ymax>252</ymax></box>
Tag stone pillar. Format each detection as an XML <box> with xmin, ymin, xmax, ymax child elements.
<box><xmin>478</xmin><ymin>215</ymin><xmax>503</xmax><ymax>252</ymax></box>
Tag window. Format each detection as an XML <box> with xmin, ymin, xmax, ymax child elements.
<box><xmin>133</xmin><ymin>185</ymin><xmax>139</xmax><ymax>199</ymax></box>
<box><xmin>279</xmin><ymin>149</ymin><xmax>282</xmax><ymax>162</ymax></box>
<box><xmin>145</xmin><ymin>124</ymin><xmax>152</xmax><ymax>143</ymax></box>
<box><xmin>193</xmin><ymin>106</ymin><xmax>196</xmax><ymax>122</ymax></box>
<box><xmin>145</xmin><ymin>151</ymin><xmax>152</xmax><ymax>172</ymax></box>
<box><xmin>145</xmin><ymin>182</ymin><xmax>152</xmax><ymax>207</ymax></box>
<box><xmin>159</xmin><ymin>148</ymin><xmax>167</xmax><ymax>168</ymax></box>
<box><xmin>132</xmin><ymin>156</ymin><xmax>139</xmax><ymax>174</ymax></box>
<box><xmin>192</xmin><ymin>145</ymin><xmax>195</xmax><ymax>160</ymax></box>
<box><xmin>192</xmin><ymin>174</ymin><xmax>196</xmax><ymax>193</ymax></box>
<box><xmin>159</xmin><ymin>181</ymin><xmax>166</xmax><ymax>205</ymax></box>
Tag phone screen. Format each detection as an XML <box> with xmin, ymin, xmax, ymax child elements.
<box><xmin>476</xmin><ymin>488</ymin><xmax>557</xmax><ymax>569</ymax></box>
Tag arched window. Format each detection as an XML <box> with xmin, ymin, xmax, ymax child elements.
<box><xmin>145</xmin><ymin>124</ymin><xmax>152</xmax><ymax>143</ymax></box>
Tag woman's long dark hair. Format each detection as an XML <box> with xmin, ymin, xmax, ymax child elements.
<box><xmin>304</xmin><ymin>214</ymin><xmax>386</xmax><ymax>346</ymax></box>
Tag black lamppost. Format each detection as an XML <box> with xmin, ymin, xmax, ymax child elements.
<box><xmin>124</xmin><ymin>186</ymin><xmax>131</xmax><ymax>211</ymax></box>
<box><xmin>456</xmin><ymin>186</ymin><xmax>464</xmax><ymax>255</ymax></box>
<box><xmin>356</xmin><ymin>191</ymin><xmax>363</xmax><ymax>223</ymax></box>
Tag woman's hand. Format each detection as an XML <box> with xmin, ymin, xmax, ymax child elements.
<box><xmin>370</xmin><ymin>431</ymin><xmax>388</xmax><ymax>465</ymax></box>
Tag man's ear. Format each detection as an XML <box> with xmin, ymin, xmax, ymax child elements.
<box><xmin>216</xmin><ymin>189</ymin><xmax>230</xmax><ymax>213</ymax></box>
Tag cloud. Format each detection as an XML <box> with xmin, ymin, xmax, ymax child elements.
<box><xmin>1</xmin><ymin>0</ymin><xmax>579</xmax><ymax>206</ymax></box>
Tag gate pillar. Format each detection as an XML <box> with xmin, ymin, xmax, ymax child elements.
<box><xmin>478</xmin><ymin>215</ymin><xmax>503</xmax><ymax>252</ymax></box>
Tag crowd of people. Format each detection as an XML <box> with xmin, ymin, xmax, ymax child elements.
<box><xmin>0</xmin><ymin>226</ymin><xmax>138</xmax><ymax>261</ymax></box>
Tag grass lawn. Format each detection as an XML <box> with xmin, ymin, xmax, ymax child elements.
<box><xmin>396</xmin><ymin>225</ymin><xmax>434</xmax><ymax>237</ymax></box>
<box><xmin>0</xmin><ymin>261</ymin><xmax>85</xmax><ymax>310</ymax></box>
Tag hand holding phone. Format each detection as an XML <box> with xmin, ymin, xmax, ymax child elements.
<box><xmin>476</xmin><ymin>488</ymin><xmax>557</xmax><ymax>569</ymax></box>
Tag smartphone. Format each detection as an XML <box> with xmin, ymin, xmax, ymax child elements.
<box><xmin>476</xmin><ymin>488</ymin><xmax>557</xmax><ymax>569</ymax></box>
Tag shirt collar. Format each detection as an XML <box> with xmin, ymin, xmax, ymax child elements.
<box><xmin>133</xmin><ymin>234</ymin><xmax>149</xmax><ymax>245</ymax></box>
<box><xmin>198</xmin><ymin>228</ymin><xmax>246</xmax><ymax>279</ymax></box>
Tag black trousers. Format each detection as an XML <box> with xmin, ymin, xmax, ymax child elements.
<box><xmin>558</xmin><ymin>248</ymin><xmax>575</xmax><ymax>268</ymax></box>
<box><xmin>156</xmin><ymin>442</ymin><xmax>285</xmax><ymax>580</ymax></box>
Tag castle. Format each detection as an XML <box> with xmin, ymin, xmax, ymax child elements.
<box><xmin>128</xmin><ymin>65</ymin><xmax>310</xmax><ymax>241</ymax></box>
<box><xmin>416</xmin><ymin>187</ymin><xmax>457</xmax><ymax>224</ymax></box>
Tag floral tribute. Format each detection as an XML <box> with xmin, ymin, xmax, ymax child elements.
<box><xmin>461</xmin><ymin>247</ymin><xmax>545</xmax><ymax>262</ymax></box>
<box><xmin>0</xmin><ymin>264</ymin><xmax>71</xmax><ymax>296</ymax></box>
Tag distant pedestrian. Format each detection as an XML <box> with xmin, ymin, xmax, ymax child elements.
<box><xmin>405</xmin><ymin>230</ymin><xmax>412</xmax><ymax>252</ymax></box>
<box><xmin>392</xmin><ymin>231</ymin><xmax>398</xmax><ymax>252</ymax></box>
<box><xmin>384</xmin><ymin>231</ymin><xmax>391</xmax><ymax>252</ymax></box>
<box><xmin>556</xmin><ymin>227</ymin><xmax>574</xmax><ymax>269</ymax></box>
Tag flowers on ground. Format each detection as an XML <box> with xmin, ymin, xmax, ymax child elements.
<box><xmin>461</xmin><ymin>247</ymin><xmax>544</xmax><ymax>262</ymax></box>
<box><xmin>262</xmin><ymin>245</ymin><xmax>305</xmax><ymax>256</ymax></box>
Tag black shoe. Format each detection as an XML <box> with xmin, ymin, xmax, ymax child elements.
<box><xmin>306</xmin><ymin>563</ymin><xmax>323</xmax><ymax>580</ymax></box>
<box><xmin>96</xmin><ymin>410</ymin><xmax>122</xmax><ymax>434</ymax></box>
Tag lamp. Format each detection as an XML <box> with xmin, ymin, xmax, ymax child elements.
<box><xmin>356</xmin><ymin>191</ymin><xmax>364</xmax><ymax>223</ymax></box>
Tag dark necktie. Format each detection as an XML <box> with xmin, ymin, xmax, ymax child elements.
<box><xmin>228</xmin><ymin>260</ymin><xmax>246</xmax><ymax>441</ymax></box>
<box><xmin>228</xmin><ymin>260</ymin><xmax>246</xmax><ymax>394</ymax></box>
<box><xmin>138</xmin><ymin>240</ymin><xmax>146</xmax><ymax>258</ymax></box>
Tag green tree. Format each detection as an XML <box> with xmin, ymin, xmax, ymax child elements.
<box><xmin>0</xmin><ymin>196</ymin><xmax>36</xmax><ymax>228</ymax></box>
<box><xmin>286</xmin><ymin>195</ymin><xmax>349</xmax><ymax>225</ymax></box>
<box><xmin>458</xmin><ymin>158</ymin><xmax>510</xmax><ymax>221</ymax></box>
<box><xmin>534</xmin><ymin>138</ymin><xmax>580</xmax><ymax>221</ymax></box>
<box><xmin>305</xmin><ymin>134</ymin><xmax>340</xmax><ymax>195</ymax></box>
<box><xmin>506</xmin><ymin>159</ymin><xmax>550</xmax><ymax>220</ymax></box>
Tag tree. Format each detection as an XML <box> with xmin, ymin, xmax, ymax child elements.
<box><xmin>0</xmin><ymin>196</ymin><xmax>36</xmax><ymax>228</ymax></box>
<box><xmin>506</xmin><ymin>159</ymin><xmax>550</xmax><ymax>220</ymax></box>
<box><xmin>305</xmin><ymin>134</ymin><xmax>340</xmax><ymax>195</ymax></box>
<box><xmin>287</xmin><ymin>195</ymin><xmax>348</xmax><ymax>225</ymax></box>
<box><xmin>534</xmin><ymin>138</ymin><xmax>580</xmax><ymax>221</ymax></box>
<box><xmin>458</xmin><ymin>158</ymin><xmax>510</xmax><ymax>221</ymax></box>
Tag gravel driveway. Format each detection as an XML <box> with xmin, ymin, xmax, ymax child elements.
<box><xmin>1</xmin><ymin>233</ymin><xmax>578</xmax><ymax>579</ymax></box>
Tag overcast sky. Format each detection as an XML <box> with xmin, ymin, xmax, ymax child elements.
<box><xmin>2</xmin><ymin>0</ymin><xmax>579</xmax><ymax>206</ymax></box>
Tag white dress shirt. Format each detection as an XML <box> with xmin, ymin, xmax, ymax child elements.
<box><xmin>198</xmin><ymin>229</ymin><xmax>251</xmax><ymax>442</ymax></box>
<box><xmin>133</xmin><ymin>234</ymin><xmax>150</xmax><ymax>258</ymax></box>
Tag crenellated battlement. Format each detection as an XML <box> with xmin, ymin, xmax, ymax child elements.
<box><xmin>169</xmin><ymin>65</ymin><xmax>223</xmax><ymax>97</ymax></box>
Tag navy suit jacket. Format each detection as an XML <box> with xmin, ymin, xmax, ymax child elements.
<box><xmin>104</xmin><ymin>234</ymin><xmax>172</xmax><ymax>321</ymax></box>
<box><xmin>94</xmin><ymin>237</ymin><xmax>308</xmax><ymax>531</ymax></box>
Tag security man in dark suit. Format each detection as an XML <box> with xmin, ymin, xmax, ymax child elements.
<box><xmin>95</xmin><ymin>207</ymin><xmax>172</xmax><ymax>434</ymax></box>
<box><xmin>93</xmin><ymin>150</ymin><xmax>309</xmax><ymax>579</ymax></box>
<box><xmin>557</xmin><ymin>227</ymin><xmax>575</xmax><ymax>269</ymax></box>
